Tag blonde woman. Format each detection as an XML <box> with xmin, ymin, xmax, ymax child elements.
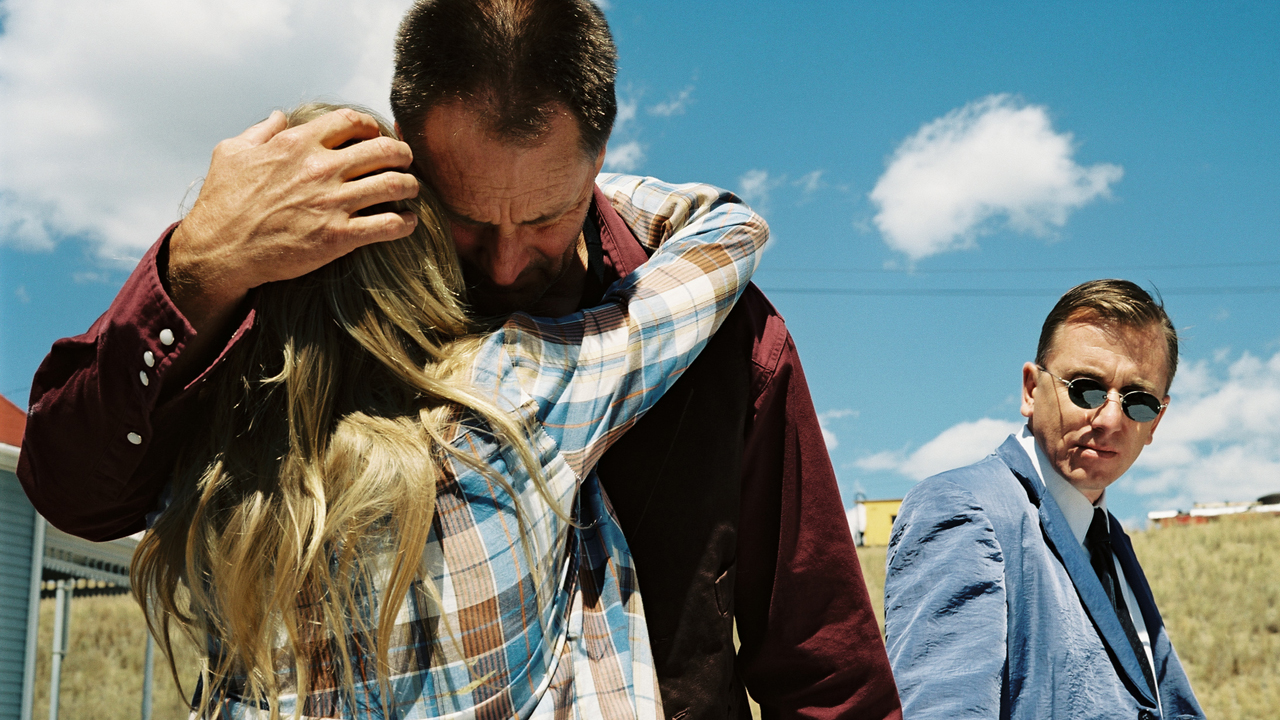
<box><xmin>129</xmin><ymin>103</ymin><xmax>766</xmax><ymax>719</ymax></box>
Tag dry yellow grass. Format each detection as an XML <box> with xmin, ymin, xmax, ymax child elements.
<box><xmin>857</xmin><ymin>544</ymin><xmax>889</xmax><ymax>635</ymax></box>
<box><xmin>27</xmin><ymin>515</ymin><xmax>1278</xmax><ymax>719</ymax></box>
<box><xmin>32</xmin><ymin>593</ymin><xmax>202</xmax><ymax>720</ymax></box>
<box><xmin>1130</xmin><ymin>513</ymin><xmax>1280</xmax><ymax>719</ymax></box>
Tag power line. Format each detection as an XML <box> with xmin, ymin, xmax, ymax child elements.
<box><xmin>758</xmin><ymin>285</ymin><xmax>1280</xmax><ymax>297</ymax></box>
<box><xmin>758</xmin><ymin>260</ymin><xmax>1280</xmax><ymax>275</ymax></box>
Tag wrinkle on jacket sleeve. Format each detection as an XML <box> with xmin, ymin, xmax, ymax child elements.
<box><xmin>885</xmin><ymin>478</ymin><xmax>1007</xmax><ymax>720</ymax></box>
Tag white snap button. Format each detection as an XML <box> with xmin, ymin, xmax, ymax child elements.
<box><xmin>143</xmin><ymin>351</ymin><xmax>155</xmax><ymax>367</ymax></box>
<box><xmin>159</xmin><ymin>329</ymin><xmax>175</xmax><ymax>346</ymax></box>
<box><xmin>127</xmin><ymin>432</ymin><xmax>143</xmax><ymax>445</ymax></box>
<box><xmin>139</xmin><ymin>371</ymin><xmax>150</xmax><ymax>387</ymax></box>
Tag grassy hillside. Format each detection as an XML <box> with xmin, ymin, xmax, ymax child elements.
<box><xmin>857</xmin><ymin>544</ymin><xmax>888</xmax><ymax>634</ymax></box>
<box><xmin>30</xmin><ymin>514</ymin><xmax>1278</xmax><ymax>719</ymax></box>
<box><xmin>1130</xmin><ymin>513</ymin><xmax>1280</xmax><ymax>718</ymax></box>
<box><xmin>31</xmin><ymin>593</ymin><xmax>202</xmax><ymax>720</ymax></box>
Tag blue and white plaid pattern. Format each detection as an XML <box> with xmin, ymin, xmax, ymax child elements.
<box><xmin>210</xmin><ymin>175</ymin><xmax>766</xmax><ymax>719</ymax></box>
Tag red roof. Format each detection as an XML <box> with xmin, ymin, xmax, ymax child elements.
<box><xmin>0</xmin><ymin>395</ymin><xmax>25</xmax><ymax>447</ymax></box>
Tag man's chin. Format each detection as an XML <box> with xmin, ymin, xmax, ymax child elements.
<box><xmin>461</xmin><ymin>268</ymin><xmax>552</xmax><ymax>316</ymax></box>
<box><xmin>1062</xmin><ymin>458</ymin><xmax>1124</xmax><ymax>493</ymax></box>
<box><xmin>466</xmin><ymin>284</ymin><xmax>548</xmax><ymax>317</ymax></box>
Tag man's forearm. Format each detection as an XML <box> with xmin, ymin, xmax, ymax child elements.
<box><xmin>19</xmin><ymin>230</ymin><xmax>217</xmax><ymax>538</ymax></box>
<box><xmin>20</xmin><ymin>229</ymin><xmax>260</xmax><ymax>539</ymax></box>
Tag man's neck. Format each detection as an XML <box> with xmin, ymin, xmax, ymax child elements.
<box><xmin>1019</xmin><ymin>425</ymin><xmax>1107</xmax><ymax>547</ymax></box>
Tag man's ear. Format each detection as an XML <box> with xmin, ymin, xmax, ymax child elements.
<box><xmin>592</xmin><ymin>142</ymin><xmax>607</xmax><ymax>176</ymax></box>
<box><xmin>1020</xmin><ymin>362</ymin><xmax>1039</xmax><ymax>420</ymax></box>
<box><xmin>394</xmin><ymin>122</ymin><xmax>403</xmax><ymax>140</ymax></box>
<box><xmin>1144</xmin><ymin>395</ymin><xmax>1171</xmax><ymax>445</ymax></box>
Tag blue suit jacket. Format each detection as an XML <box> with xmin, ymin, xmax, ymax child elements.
<box><xmin>885</xmin><ymin>435</ymin><xmax>1204</xmax><ymax>720</ymax></box>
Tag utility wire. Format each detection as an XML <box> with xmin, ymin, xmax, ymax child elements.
<box><xmin>758</xmin><ymin>285</ymin><xmax>1280</xmax><ymax>297</ymax></box>
<box><xmin>758</xmin><ymin>259</ymin><xmax>1280</xmax><ymax>275</ymax></box>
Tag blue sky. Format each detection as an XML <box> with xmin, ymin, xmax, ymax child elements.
<box><xmin>2</xmin><ymin>1</ymin><xmax>1277</xmax><ymax>526</ymax></box>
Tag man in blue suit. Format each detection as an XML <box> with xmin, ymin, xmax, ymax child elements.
<box><xmin>885</xmin><ymin>279</ymin><xmax>1205</xmax><ymax>719</ymax></box>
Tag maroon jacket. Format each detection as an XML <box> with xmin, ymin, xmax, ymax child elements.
<box><xmin>20</xmin><ymin>184</ymin><xmax>900</xmax><ymax>720</ymax></box>
<box><xmin>586</xmin><ymin>187</ymin><xmax>898</xmax><ymax>720</ymax></box>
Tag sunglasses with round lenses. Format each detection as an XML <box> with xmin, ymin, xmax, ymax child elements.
<box><xmin>1037</xmin><ymin>366</ymin><xmax>1166</xmax><ymax>423</ymax></box>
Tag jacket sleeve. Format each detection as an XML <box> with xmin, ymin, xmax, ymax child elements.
<box><xmin>734</xmin><ymin>316</ymin><xmax>902</xmax><ymax>720</ymax></box>
<box><xmin>884</xmin><ymin>478</ymin><xmax>1007</xmax><ymax>719</ymax></box>
<box><xmin>18</xmin><ymin>226</ymin><xmax>256</xmax><ymax>540</ymax></box>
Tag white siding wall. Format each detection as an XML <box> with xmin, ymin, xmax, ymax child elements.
<box><xmin>0</xmin><ymin>457</ymin><xmax>37</xmax><ymax>720</ymax></box>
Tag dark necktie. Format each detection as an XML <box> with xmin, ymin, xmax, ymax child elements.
<box><xmin>1086</xmin><ymin>507</ymin><xmax>1157</xmax><ymax>695</ymax></box>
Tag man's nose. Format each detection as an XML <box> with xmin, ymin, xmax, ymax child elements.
<box><xmin>1090</xmin><ymin>392</ymin><xmax>1127</xmax><ymax>429</ymax></box>
<box><xmin>480</xmin><ymin>225</ymin><xmax>529</xmax><ymax>287</ymax></box>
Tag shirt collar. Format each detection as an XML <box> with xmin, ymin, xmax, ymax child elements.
<box><xmin>1017</xmin><ymin>424</ymin><xmax>1106</xmax><ymax>548</ymax></box>
<box><xmin>577</xmin><ymin>185</ymin><xmax>651</xmax><ymax>309</ymax></box>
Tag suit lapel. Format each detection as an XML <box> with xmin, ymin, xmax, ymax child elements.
<box><xmin>1109</xmin><ymin>518</ymin><xmax>1165</xmax><ymax>651</ymax></box>
<box><xmin>996</xmin><ymin>436</ymin><xmax>1042</xmax><ymax>506</ymax></box>
<box><xmin>995</xmin><ymin>437</ymin><xmax>1157</xmax><ymax>706</ymax></box>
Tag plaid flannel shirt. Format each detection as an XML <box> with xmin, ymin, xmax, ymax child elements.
<box><xmin>211</xmin><ymin>175</ymin><xmax>767</xmax><ymax>719</ymax></box>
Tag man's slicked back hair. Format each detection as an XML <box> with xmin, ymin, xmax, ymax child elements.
<box><xmin>1036</xmin><ymin>279</ymin><xmax>1179</xmax><ymax>394</ymax></box>
<box><xmin>391</xmin><ymin>0</ymin><xmax>617</xmax><ymax>157</ymax></box>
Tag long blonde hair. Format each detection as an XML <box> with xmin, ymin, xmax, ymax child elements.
<box><xmin>132</xmin><ymin>102</ymin><xmax>565</xmax><ymax>717</ymax></box>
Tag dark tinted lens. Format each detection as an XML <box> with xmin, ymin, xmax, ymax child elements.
<box><xmin>1065</xmin><ymin>379</ymin><xmax>1109</xmax><ymax>410</ymax></box>
<box><xmin>1122</xmin><ymin>393</ymin><xmax>1163</xmax><ymax>422</ymax></box>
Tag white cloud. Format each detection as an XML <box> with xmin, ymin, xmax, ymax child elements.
<box><xmin>734</xmin><ymin>168</ymin><xmax>828</xmax><ymax>213</ymax></box>
<box><xmin>795</xmin><ymin>170</ymin><xmax>825</xmax><ymax>195</ymax></box>
<box><xmin>647</xmin><ymin>85</ymin><xmax>694</xmax><ymax>117</ymax></box>
<box><xmin>855</xmin><ymin>418</ymin><xmax>1022</xmax><ymax>481</ymax></box>
<box><xmin>817</xmin><ymin>409</ymin><xmax>858</xmax><ymax>451</ymax></box>
<box><xmin>0</xmin><ymin>193</ymin><xmax>57</xmax><ymax>251</ymax></box>
<box><xmin>738</xmin><ymin>169</ymin><xmax>785</xmax><ymax>212</ymax></box>
<box><xmin>615</xmin><ymin>96</ymin><xmax>639</xmax><ymax>131</ymax></box>
<box><xmin>15</xmin><ymin>286</ymin><xmax>31</xmax><ymax>304</ymax></box>
<box><xmin>73</xmin><ymin>272</ymin><xmax>111</xmax><ymax>284</ymax></box>
<box><xmin>602</xmin><ymin>83</ymin><xmax>695</xmax><ymax>175</ymax></box>
<box><xmin>821</xmin><ymin>427</ymin><xmax>838</xmax><ymax>451</ymax></box>
<box><xmin>0</xmin><ymin>0</ymin><xmax>416</xmax><ymax>261</ymax></box>
<box><xmin>603</xmin><ymin>93</ymin><xmax>645</xmax><ymax>172</ymax></box>
<box><xmin>739</xmin><ymin>170</ymin><xmax>770</xmax><ymax>206</ymax></box>
<box><xmin>869</xmin><ymin>94</ymin><xmax>1123</xmax><ymax>261</ymax></box>
<box><xmin>1127</xmin><ymin>349</ymin><xmax>1280</xmax><ymax>509</ymax></box>
<box><xmin>604</xmin><ymin>140</ymin><xmax>645</xmax><ymax>172</ymax></box>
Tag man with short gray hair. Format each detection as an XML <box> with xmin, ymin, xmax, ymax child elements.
<box><xmin>885</xmin><ymin>279</ymin><xmax>1204</xmax><ymax>719</ymax></box>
